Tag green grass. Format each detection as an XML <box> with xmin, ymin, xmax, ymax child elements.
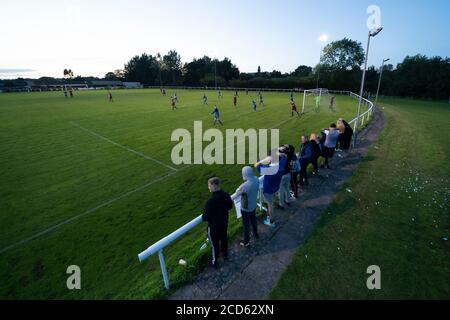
<box><xmin>0</xmin><ymin>89</ymin><xmax>361</xmax><ymax>299</ymax></box>
<box><xmin>269</xmin><ymin>98</ymin><xmax>450</xmax><ymax>299</ymax></box>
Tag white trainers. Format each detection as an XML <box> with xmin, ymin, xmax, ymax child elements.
<box><xmin>263</xmin><ymin>217</ymin><xmax>276</xmax><ymax>227</ymax></box>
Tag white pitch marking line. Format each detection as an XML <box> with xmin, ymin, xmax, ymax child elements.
<box><xmin>0</xmin><ymin>117</ymin><xmax>292</xmax><ymax>254</ymax></box>
<box><xmin>69</xmin><ymin>121</ymin><xmax>178</xmax><ymax>172</ymax></box>
<box><xmin>0</xmin><ymin>167</ymin><xmax>192</xmax><ymax>255</ymax></box>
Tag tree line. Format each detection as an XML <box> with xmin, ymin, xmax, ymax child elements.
<box><xmin>2</xmin><ymin>38</ymin><xmax>448</xmax><ymax>100</ymax></box>
<box><xmin>110</xmin><ymin>39</ymin><xmax>448</xmax><ymax>100</ymax></box>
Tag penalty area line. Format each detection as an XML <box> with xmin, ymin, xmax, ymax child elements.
<box><xmin>0</xmin><ymin>167</ymin><xmax>191</xmax><ymax>255</ymax></box>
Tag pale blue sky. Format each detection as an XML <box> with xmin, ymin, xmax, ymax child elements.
<box><xmin>0</xmin><ymin>0</ymin><xmax>449</xmax><ymax>79</ymax></box>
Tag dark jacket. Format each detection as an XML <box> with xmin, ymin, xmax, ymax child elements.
<box><xmin>309</xmin><ymin>140</ymin><xmax>321</xmax><ymax>159</ymax></box>
<box><xmin>342</xmin><ymin>120</ymin><xmax>354</xmax><ymax>149</ymax></box>
<box><xmin>299</xmin><ymin>142</ymin><xmax>314</xmax><ymax>162</ymax></box>
<box><xmin>202</xmin><ymin>190</ymin><xmax>233</xmax><ymax>231</ymax></box>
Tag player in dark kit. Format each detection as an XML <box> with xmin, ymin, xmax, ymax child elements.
<box><xmin>171</xmin><ymin>97</ymin><xmax>177</xmax><ymax>110</ymax></box>
<box><xmin>329</xmin><ymin>95</ymin><xmax>335</xmax><ymax>110</ymax></box>
<box><xmin>233</xmin><ymin>95</ymin><xmax>237</xmax><ymax>107</ymax></box>
<box><xmin>108</xmin><ymin>91</ymin><xmax>113</xmax><ymax>102</ymax></box>
<box><xmin>252</xmin><ymin>99</ymin><xmax>257</xmax><ymax>111</ymax></box>
<box><xmin>291</xmin><ymin>101</ymin><xmax>300</xmax><ymax>117</ymax></box>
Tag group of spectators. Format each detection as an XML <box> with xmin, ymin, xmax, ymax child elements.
<box><xmin>202</xmin><ymin>118</ymin><xmax>354</xmax><ymax>268</ymax></box>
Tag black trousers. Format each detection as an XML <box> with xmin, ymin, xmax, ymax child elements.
<box><xmin>208</xmin><ymin>226</ymin><xmax>228</xmax><ymax>264</ymax></box>
<box><xmin>299</xmin><ymin>159</ymin><xmax>310</xmax><ymax>185</ymax></box>
<box><xmin>323</xmin><ymin>147</ymin><xmax>335</xmax><ymax>166</ymax></box>
<box><xmin>242</xmin><ymin>210</ymin><xmax>258</xmax><ymax>244</ymax></box>
<box><xmin>312</xmin><ymin>157</ymin><xmax>319</xmax><ymax>174</ymax></box>
<box><xmin>337</xmin><ymin>134</ymin><xmax>344</xmax><ymax>149</ymax></box>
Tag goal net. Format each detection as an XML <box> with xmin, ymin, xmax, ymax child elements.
<box><xmin>301</xmin><ymin>88</ymin><xmax>331</xmax><ymax>113</ymax></box>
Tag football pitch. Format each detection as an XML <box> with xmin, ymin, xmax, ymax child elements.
<box><xmin>0</xmin><ymin>89</ymin><xmax>361</xmax><ymax>299</ymax></box>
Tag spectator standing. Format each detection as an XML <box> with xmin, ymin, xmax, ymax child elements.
<box><xmin>309</xmin><ymin>133</ymin><xmax>321</xmax><ymax>175</ymax></box>
<box><xmin>255</xmin><ymin>151</ymin><xmax>288</xmax><ymax>227</ymax></box>
<box><xmin>231</xmin><ymin>167</ymin><xmax>260</xmax><ymax>247</ymax></box>
<box><xmin>277</xmin><ymin>145</ymin><xmax>293</xmax><ymax>209</ymax></box>
<box><xmin>202</xmin><ymin>177</ymin><xmax>233</xmax><ymax>268</ymax></box>
<box><xmin>298</xmin><ymin>135</ymin><xmax>314</xmax><ymax>186</ymax></box>
<box><xmin>321</xmin><ymin>124</ymin><xmax>340</xmax><ymax>169</ymax></box>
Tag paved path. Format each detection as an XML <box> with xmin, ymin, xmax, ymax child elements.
<box><xmin>171</xmin><ymin>111</ymin><xmax>385</xmax><ymax>300</ymax></box>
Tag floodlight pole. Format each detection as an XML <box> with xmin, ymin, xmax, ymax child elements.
<box><xmin>316</xmin><ymin>46</ymin><xmax>323</xmax><ymax>90</ymax></box>
<box><xmin>374</xmin><ymin>58</ymin><xmax>390</xmax><ymax>109</ymax></box>
<box><xmin>214</xmin><ymin>59</ymin><xmax>217</xmax><ymax>90</ymax></box>
<box><xmin>353</xmin><ymin>27</ymin><xmax>382</xmax><ymax>147</ymax></box>
<box><xmin>157</xmin><ymin>55</ymin><xmax>162</xmax><ymax>88</ymax></box>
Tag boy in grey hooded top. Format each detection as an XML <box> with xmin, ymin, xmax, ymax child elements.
<box><xmin>232</xmin><ymin>166</ymin><xmax>260</xmax><ymax>246</ymax></box>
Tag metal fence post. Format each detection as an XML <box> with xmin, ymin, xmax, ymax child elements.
<box><xmin>158</xmin><ymin>250</ymin><xmax>170</xmax><ymax>289</ymax></box>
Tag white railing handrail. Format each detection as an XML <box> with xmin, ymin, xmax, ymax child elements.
<box><xmin>138</xmin><ymin>215</ymin><xmax>203</xmax><ymax>262</ymax></box>
<box><xmin>348</xmin><ymin>93</ymin><xmax>374</xmax><ymax>127</ymax></box>
<box><xmin>137</xmin><ymin>184</ymin><xmax>266</xmax><ymax>289</ymax></box>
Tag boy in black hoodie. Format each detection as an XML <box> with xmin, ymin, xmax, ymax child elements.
<box><xmin>202</xmin><ymin>177</ymin><xmax>233</xmax><ymax>268</ymax></box>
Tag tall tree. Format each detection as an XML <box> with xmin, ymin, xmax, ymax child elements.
<box><xmin>321</xmin><ymin>38</ymin><xmax>365</xmax><ymax>70</ymax></box>
<box><xmin>163</xmin><ymin>50</ymin><xmax>182</xmax><ymax>84</ymax></box>
<box><xmin>124</xmin><ymin>53</ymin><xmax>159</xmax><ymax>85</ymax></box>
<box><xmin>216</xmin><ymin>57</ymin><xmax>240</xmax><ymax>83</ymax></box>
<box><xmin>394</xmin><ymin>55</ymin><xmax>450</xmax><ymax>99</ymax></box>
<box><xmin>63</xmin><ymin>69</ymin><xmax>74</xmax><ymax>79</ymax></box>
<box><xmin>293</xmin><ymin>65</ymin><xmax>313</xmax><ymax>77</ymax></box>
<box><xmin>104</xmin><ymin>70</ymin><xmax>124</xmax><ymax>81</ymax></box>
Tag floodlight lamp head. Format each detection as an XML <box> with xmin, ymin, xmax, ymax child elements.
<box><xmin>370</xmin><ymin>27</ymin><xmax>383</xmax><ymax>37</ymax></box>
<box><xmin>318</xmin><ymin>34</ymin><xmax>329</xmax><ymax>42</ymax></box>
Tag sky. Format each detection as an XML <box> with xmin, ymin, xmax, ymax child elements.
<box><xmin>0</xmin><ymin>0</ymin><xmax>449</xmax><ymax>79</ymax></box>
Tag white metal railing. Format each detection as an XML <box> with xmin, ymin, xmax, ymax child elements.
<box><xmin>137</xmin><ymin>89</ymin><xmax>374</xmax><ymax>290</ymax></box>
<box><xmin>138</xmin><ymin>178</ymin><xmax>266</xmax><ymax>289</ymax></box>
<box><xmin>347</xmin><ymin>92</ymin><xmax>374</xmax><ymax>131</ymax></box>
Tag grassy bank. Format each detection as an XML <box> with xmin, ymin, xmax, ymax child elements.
<box><xmin>270</xmin><ymin>98</ymin><xmax>450</xmax><ymax>299</ymax></box>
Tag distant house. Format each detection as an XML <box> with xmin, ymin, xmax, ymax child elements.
<box><xmin>90</xmin><ymin>80</ymin><xmax>124</xmax><ymax>88</ymax></box>
<box><xmin>123</xmin><ymin>82</ymin><xmax>143</xmax><ymax>89</ymax></box>
<box><xmin>0</xmin><ymin>79</ymin><xmax>144</xmax><ymax>93</ymax></box>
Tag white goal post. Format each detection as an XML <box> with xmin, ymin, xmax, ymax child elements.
<box><xmin>301</xmin><ymin>88</ymin><xmax>330</xmax><ymax>113</ymax></box>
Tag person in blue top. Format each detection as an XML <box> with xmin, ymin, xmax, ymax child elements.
<box><xmin>298</xmin><ymin>135</ymin><xmax>314</xmax><ymax>186</ymax></box>
<box><xmin>259</xmin><ymin>93</ymin><xmax>264</xmax><ymax>107</ymax></box>
<box><xmin>254</xmin><ymin>147</ymin><xmax>288</xmax><ymax>227</ymax></box>
<box><xmin>211</xmin><ymin>105</ymin><xmax>223</xmax><ymax>126</ymax></box>
<box><xmin>203</xmin><ymin>94</ymin><xmax>208</xmax><ymax>105</ymax></box>
<box><xmin>252</xmin><ymin>99</ymin><xmax>257</xmax><ymax>111</ymax></box>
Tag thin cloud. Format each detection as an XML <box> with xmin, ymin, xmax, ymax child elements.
<box><xmin>0</xmin><ymin>68</ymin><xmax>36</xmax><ymax>73</ymax></box>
